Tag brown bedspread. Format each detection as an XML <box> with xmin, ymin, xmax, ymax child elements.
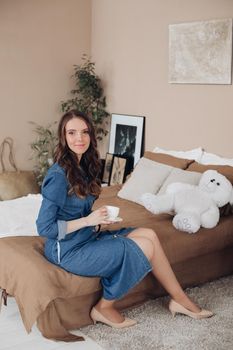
<box><xmin>0</xmin><ymin>184</ymin><xmax>233</xmax><ymax>341</ymax></box>
<box><xmin>0</xmin><ymin>236</ymin><xmax>101</xmax><ymax>341</ymax></box>
<box><xmin>94</xmin><ymin>185</ymin><xmax>233</xmax><ymax>264</ymax></box>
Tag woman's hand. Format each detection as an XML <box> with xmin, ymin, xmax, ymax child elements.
<box><xmin>67</xmin><ymin>206</ymin><xmax>115</xmax><ymax>235</ymax></box>
<box><xmin>86</xmin><ymin>206</ymin><xmax>114</xmax><ymax>226</ymax></box>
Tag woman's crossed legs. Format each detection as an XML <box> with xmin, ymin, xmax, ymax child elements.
<box><xmin>94</xmin><ymin>227</ymin><xmax>200</xmax><ymax>324</ymax></box>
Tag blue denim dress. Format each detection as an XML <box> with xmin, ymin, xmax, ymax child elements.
<box><xmin>36</xmin><ymin>163</ymin><xmax>152</xmax><ymax>300</ymax></box>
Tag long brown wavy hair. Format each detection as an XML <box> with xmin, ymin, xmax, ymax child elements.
<box><xmin>54</xmin><ymin>110</ymin><xmax>102</xmax><ymax>197</ymax></box>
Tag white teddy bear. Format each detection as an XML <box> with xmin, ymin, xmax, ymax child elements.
<box><xmin>141</xmin><ymin>170</ymin><xmax>233</xmax><ymax>234</ymax></box>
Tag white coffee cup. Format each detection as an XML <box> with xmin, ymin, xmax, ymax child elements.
<box><xmin>106</xmin><ymin>205</ymin><xmax>120</xmax><ymax>220</ymax></box>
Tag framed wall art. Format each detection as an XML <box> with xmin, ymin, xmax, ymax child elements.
<box><xmin>109</xmin><ymin>155</ymin><xmax>128</xmax><ymax>186</ymax></box>
<box><xmin>169</xmin><ymin>18</ymin><xmax>233</xmax><ymax>84</ymax></box>
<box><xmin>109</xmin><ymin>113</ymin><xmax>145</xmax><ymax>168</ymax></box>
<box><xmin>102</xmin><ymin>152</ymin><xmax>114</xmax><ymax>183</ymax></box>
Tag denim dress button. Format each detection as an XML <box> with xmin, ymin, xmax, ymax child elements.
<box><xmin>113</xmin><ymin>234</ymin><xmax>117</xmax><ymax>238</ymax></box>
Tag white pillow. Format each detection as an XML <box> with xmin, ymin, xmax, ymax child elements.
<box><xmin>158</xmin><ymin>168</ymin><xmax>202</xmax><ymax>195</ymax></box>
<box><xmin>199</xmin><ymin>151</ymin><xmax>233</xmax><ymax>167</ymax></box>
<box><xmin>153</xmin><ymin>146</ymin><xmax>203</xmax><ymax>162</ymax></box>
<box><xmin>0</xmin><ymin>194</ymin><xmax>42</xmax><ymax>238</ymax></box>
<box><xmin>117</xmin><ymin>157</ymin><xmax>173</xmax><ymax>204</ymax></box>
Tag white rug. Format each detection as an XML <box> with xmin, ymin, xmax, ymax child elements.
<box><xmin>82</xmin><ymin>275</ymin><xmax>233</xmax><ymax>350</ymax></box>
<box><xmin>0</xmin><ymin>296</ymin><xmax>103</xmax><ymax>350</ymax></box>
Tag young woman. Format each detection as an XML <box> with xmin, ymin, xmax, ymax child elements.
<box><xmin>36</xmin><ymin>110</ymin><xmax>213</xmax><ymax>328</ymax></box>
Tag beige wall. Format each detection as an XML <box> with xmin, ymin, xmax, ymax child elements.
<box><xmin>92</xmin><ymin>0</ymin><xmax>233</xmax><ymax>158</ymax></box>
<box><xmin>0</xmin><ymin>0</ymin><xmax>91</xmax><ymax>170</ymax></box>
<box><xmin>1</xmin><ymin>0</ymin><xmax>233</xmax><ymax>171</ymax></box>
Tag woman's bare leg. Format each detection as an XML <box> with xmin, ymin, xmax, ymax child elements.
<box><xmin>94</xmin><ymin>227</ymin><xmax>201</xmax><ymax>323</ymax></box>
<box><xmin>127</xmin><ymin>228</ymin><xmax>201</xmax><ymax>313</ymax></box>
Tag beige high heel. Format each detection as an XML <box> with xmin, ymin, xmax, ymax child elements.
<box><xmin>90</xmin><ymin>307</ymin><xmax>137</xmax><ymax>328</ymax></box>
<box><xmin>169</xmin><ymin>299</ymin><xmax>214</xmax><ymax>319</ymax></box>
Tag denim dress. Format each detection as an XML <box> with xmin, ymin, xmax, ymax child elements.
<box><xmin>36</xmin><ymin>163</ymin><xmax>152</xmax><ymax>300</ymax></box>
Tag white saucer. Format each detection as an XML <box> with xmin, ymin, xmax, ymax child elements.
<box><xmin>107</xmin><ymin>216</ymin><xmax>123</xmax><ymax>222</ymax></box>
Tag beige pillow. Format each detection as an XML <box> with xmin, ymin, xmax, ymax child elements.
<box><xmin>117</xmin><ymin>157</ymin><xmax>173</xmax><ymax>204</ymax></box>
<box><xmin>158</xmin><ymin>168</ymin><xmax>202</xmax><ymax>195</ymax></box>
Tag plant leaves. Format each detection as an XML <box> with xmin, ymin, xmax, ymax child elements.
<box><xmin>60</xmin><ymin>54</ymin><xmax>109</xmax><ymax>137</ymax></box>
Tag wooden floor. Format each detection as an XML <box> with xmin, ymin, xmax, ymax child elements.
<box><xmin>0</xmin><ymin>296</ymin><xmax>103</xmax><ymax>350</ymax></box>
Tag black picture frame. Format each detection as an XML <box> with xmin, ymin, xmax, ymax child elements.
<box><xmin>109</xmin><ymin>155</ymin><xmax>128</xmax><ymax>186</ymax></box>
<box><xmin>108</xmin><ymin>113</ymin><xmax>145</xmax><ymax>169</ymax></box>
<box><xmin>102</xmin><ymin>153</ymin><xmax>114</xmax><ymax>183</ymax></box>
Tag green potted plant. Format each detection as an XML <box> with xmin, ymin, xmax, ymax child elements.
<box><xmin>29</xmin><ymin>121</ymin><xmax>57</xmax><ymax>186</ymax></box>
<box><xmin>30</xmin><ymin>56</ymin><xmax>109</xmax><ymax>186</ymax></box>
<box><xmin>61</xmin><ymin>54</ymin><xmax>109</xmax><ymax>140</ymax></box>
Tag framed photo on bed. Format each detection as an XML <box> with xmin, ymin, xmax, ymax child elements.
<box><xmin>102</xmin><ymin>152</ymin><xmax>114</xmax><ymax>183</ymax></box>
<box><xmin>109</xmin><ymin>155</ymin><xmax>128</xmax><ymax>186</ymax></box>
<box><xmin>109</xmin><ymin>114</ymin><xmax>145</xmax><ymax>168</ymax></box>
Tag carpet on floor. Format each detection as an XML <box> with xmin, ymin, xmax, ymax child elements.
<box><xmin>81</xmin><ymin>275</ymin><xmax>233</xmax><ymax>350</ymax></box>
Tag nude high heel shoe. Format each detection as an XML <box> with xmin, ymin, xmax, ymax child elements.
<box><xmin>169</xmin><ymin>299</ymin><xmax>214</xmax><ymax>319</ymax></box>
<box><xmin>90</xmin><ymin>307</ymin><xmax>137</xmax><ymax>328</ymax></box>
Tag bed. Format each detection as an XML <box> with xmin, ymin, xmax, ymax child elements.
<box><xmin>0</xmin><ymin>151</ymin><xmax>233</xmax><ymax>342</ymax></box>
